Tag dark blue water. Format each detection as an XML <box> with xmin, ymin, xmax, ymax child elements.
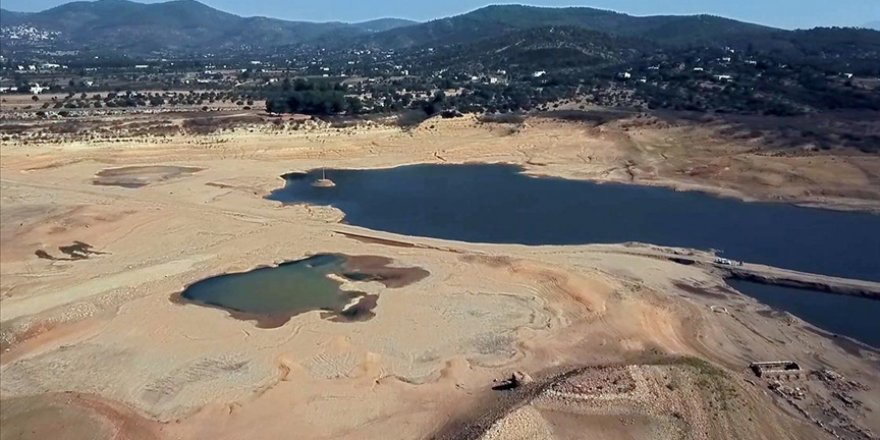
<box><xmin>728</xmin><ymin>280</ymin><xmax>880</xmax><ymax>347</ymax></box>
<box><xmin>268</xmin><ymin>164</ymin><xmax>880</xmax><ymax>282</ymax></box>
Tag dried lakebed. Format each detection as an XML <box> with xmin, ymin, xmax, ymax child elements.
<box><xmin>93</xmin><ymin>165</ymin><xmax>204</xmax><ymax>188</ymax></box>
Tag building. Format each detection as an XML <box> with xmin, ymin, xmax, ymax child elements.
<box><xmin>29</xmin><ymin>83</ymin><xmax>48</xmax><ymax>94</ymax></box>
<box><xmin>750</xmin><ymin>361</ymin><xmax>804</xmax><ymax>380</ymax></box>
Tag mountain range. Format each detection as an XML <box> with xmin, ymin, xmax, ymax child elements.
<box><xmin>0</xmin><ymin>0</ymin><xmax>417</xmax><ymax>53</ymax></box>
<box><xmin>341</xmin><ymin>5</ymin><xmax>779</xmax><ymax>50</ymax></box>
<box><xmin>1</xmin><ymin>0</ymin><xmax>877</xmax><ymax>56</ymax></box>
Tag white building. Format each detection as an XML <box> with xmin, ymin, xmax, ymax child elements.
<box><xmin>29</xmin><ymin>83</ymin><xmax>47</xmax><ymax>94</ymax></box>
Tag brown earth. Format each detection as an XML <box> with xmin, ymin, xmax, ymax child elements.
<box><xmin>0</xmin><ymin>111</ymin><xmax>878</xmax><ymax>439</ymax></box>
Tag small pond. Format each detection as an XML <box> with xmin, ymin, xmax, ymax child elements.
<box><xmin>176</xmin><ymin>254</ymin><xmax>428</xmax><ymax>328</ymax></box>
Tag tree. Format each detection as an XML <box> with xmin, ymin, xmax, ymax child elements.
<box><xmin>347</xmin><ymin>97</ymin><xmax>363</xmax><ymax>114</ymax></box>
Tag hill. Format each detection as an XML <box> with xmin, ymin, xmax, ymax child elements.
<box><xmin>0</xmin><ymin>8</ymin><xmax>31</xmax><ymax>22</ymax></box>
<box><xmin>346</xmin><ymin>5</ymin><xmax>781</xmax><ymax>50</ymax></box>
<box><xmin>401</xmin><ymin>26</ymin><xmax>646</xmax><ymax>74</ymax></box>
<box><xmin>1</xmin><ymin>0</ymin><xmax>877</xmax><ymax>67</ymax></box>
<box><xmin>353</xmin><ymin>18</ymin><xmax>418</xmax><ymax>33</ymax></box>
<box><xmin>0</xmin><ymin>0</ymin><xmax>411</xmax><ymax>55</ymax></box>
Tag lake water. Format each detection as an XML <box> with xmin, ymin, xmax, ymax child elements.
<box><xmin>179</xmin><ymin>254</ymin><xmax>371</xmax><ymax>327</ymax></box>
<box><xmin>728</xmin><ymin>280</ymin><xmax>880</xmax><ymax>347</ymax></box>
<box><xmin>266</xmin><ymin>163</ymin><xmax>880</xmax><ymax>346</ymax></box>
<box><xmin>178</xmin><ymin>253</ymin><xmax>429</xmax><ymax>327</ymax></box>
<box><xmin>268</xmin><ymin>164</ymin><xmax>880</xmax><ymax>282</ymax></box>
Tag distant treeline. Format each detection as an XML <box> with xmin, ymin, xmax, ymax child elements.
<box><xmin>264</xmin><ymin>79</ymin><xmax>362</xmax><ymax>115</ymax></box>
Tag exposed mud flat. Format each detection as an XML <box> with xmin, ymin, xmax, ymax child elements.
<box><xmin>0</xmin><ymin>392</ymin><xmax>161</xmax><ymax>440</ymax></box>
<box><xmin>93</xmin><ymin>165</ymin><xmax>203</xmax><ymax>188</ymax></box>
<box><xmin>342</xmin><ymin>255</ymin><xmax>430</xmax><ymax>288</ymax></box>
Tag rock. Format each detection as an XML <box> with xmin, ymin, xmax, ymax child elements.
<box><xmin>513</xmin><ymin>371</ymin><xmax>534</xmax><ymax>386</ymax></box>
<box><xmin>312</xmin><ymin>178</ymin><xmax>336</xmax><ymax>188</ymax></box>
<box><xmin>492</xmin><ymin>371</ymin><xmax>534</xmax><ymax>391</ymax></box>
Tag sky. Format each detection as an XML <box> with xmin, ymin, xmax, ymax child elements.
<box><xmin>3</xmin><ymin>0</ymin><xmax>879</xmax><ymax>30</ymax></box>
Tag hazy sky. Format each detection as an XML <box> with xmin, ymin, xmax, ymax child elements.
<box><xmin>3</xmin><ymin>0</ymin><xmax>879</xmax><ymax>29</ymax></box>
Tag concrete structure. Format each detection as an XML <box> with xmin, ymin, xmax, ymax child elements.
<box><xmin>750</xmin><ymin>361</ymin><xmax>804</xmax><ymax>380</ymax></box>
<box><xmin>722</xmin><ymin>264</ymin><xmax>880</xmax><ymax>300</ymax></box>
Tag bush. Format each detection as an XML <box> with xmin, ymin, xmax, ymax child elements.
<box><xmin>396</xmin><ymin>109</ymin><xmax>431</xmax><ymax>128</ymax></box>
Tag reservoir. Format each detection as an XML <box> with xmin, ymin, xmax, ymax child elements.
<box><xmin>267</xmin><ymin>164</ymin><xmax>880</xmax><ymax>346</ymax></box>
<box><xmin>728</xmin><ymin>280</ymin><xmax>880</xmax><ymax>347</ymax></box>
<box><xmin>268</xmin><ymin>164</ymin><xmax>880</xmax><ymax>282</ymax></box>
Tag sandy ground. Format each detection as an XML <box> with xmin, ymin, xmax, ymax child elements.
<box><xmin>1</xmin><ymin>114</ymin><xmax>878</xmax><ymax>439</ymax></box>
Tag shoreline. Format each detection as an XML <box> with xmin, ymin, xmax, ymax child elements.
<box><xmin>3</xmin><ymin>112</ymin><xmax>880</xmax><ymax>215</ymax></box>
<box><xmin>274</xmin><ymin>160</ymin><xmax>880</xmax><ymax>214</ymax></box>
